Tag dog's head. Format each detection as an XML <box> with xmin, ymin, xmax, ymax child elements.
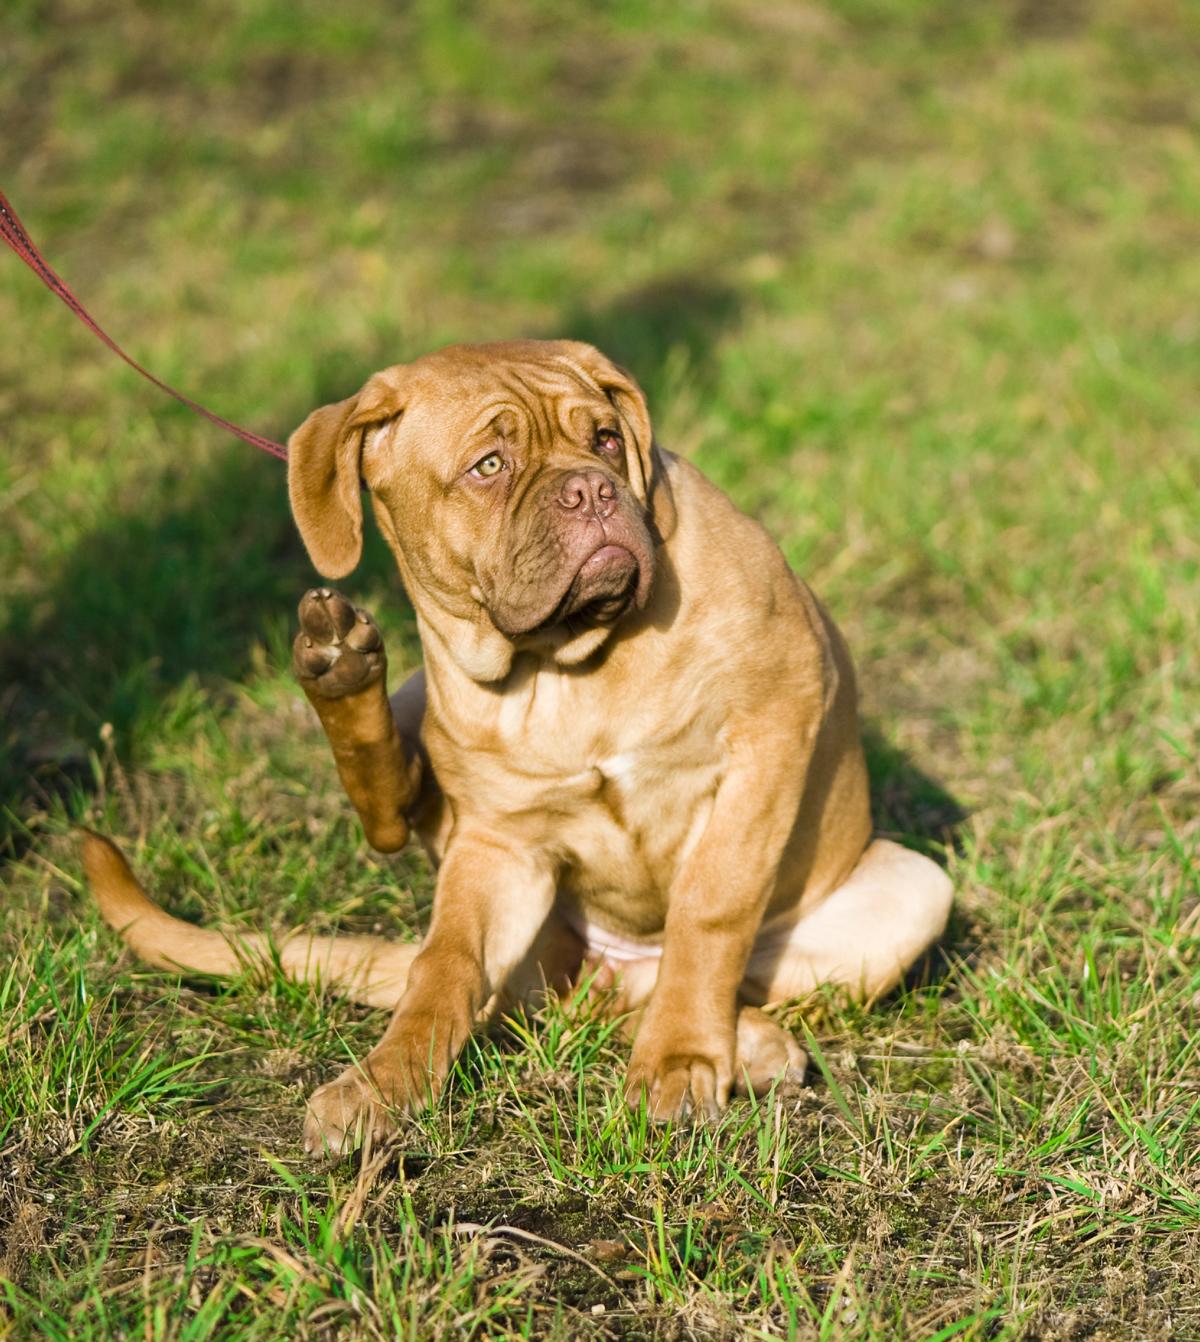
<box><xmin>288</xmin><ymin>340</ymin><xmax>675</xmax><ymax>680</ymax></box>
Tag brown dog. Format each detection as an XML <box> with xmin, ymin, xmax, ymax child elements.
<box><xmin>83</xmin><ymin>340</ymin><xmax>952</xmax><ymax>1155</ymax></box>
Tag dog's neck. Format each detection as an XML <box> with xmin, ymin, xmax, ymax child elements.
<box><xmin>411</xmin><ymin>587</ymin><xmax>619</xmax><ymax>686</ymax></box>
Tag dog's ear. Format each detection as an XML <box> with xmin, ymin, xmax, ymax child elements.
<box><xmin>287</xmin><ymin>369</ymin><xmax>409</xmax><ymax>578</ymax></box>
<box><xmin>555</xmin><ymin>343</ymin><xmax>677</xmax><ymax>540</ymax></box>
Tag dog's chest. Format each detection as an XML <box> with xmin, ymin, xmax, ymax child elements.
<box><xmin>461</xmin><ymin>672</ymin><xmax>726</xmax><ymax>926</ymax></box>
<box><xmin>561</xmin><ymin>742</ymin><xmax>721</xmax><ymax>931</ymax></box>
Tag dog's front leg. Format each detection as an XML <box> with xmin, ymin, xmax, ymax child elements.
<box><xmin>292</xmin><ymin>587</ymin><xmax>421</xmax><ymax>852</ymax></box>
<box><xmin>625</xmin><ymin>733</ymin><xmax>814</xmax><ymax>1122</ymax></box>
<box><xmin>303</xmin><ymin>832</ymin><xmax>555</xmax><ymax>1156</ymax></box>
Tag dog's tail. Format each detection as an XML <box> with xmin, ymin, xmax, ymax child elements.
<box><xmin>79</xmin><ymin>830</ymin><xmax>416</xmax><ymax>1009</ymax></box>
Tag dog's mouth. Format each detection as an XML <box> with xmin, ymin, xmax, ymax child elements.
<box><xmin>487</xmin><ymin>530</ymin><xmax>653</xmax><ymax>641</ymax></box>
<box><xmin>545</xmin><ymin>543</ymin><xmax>641</xmax><ymax>630</ymax></box>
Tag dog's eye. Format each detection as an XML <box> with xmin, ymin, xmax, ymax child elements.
<box><xmin>470</xmin><ymin>452</ymin><xmax>505</xmax><ymax>479</ymax></box>
<box><xmin>595</xmin><ymin>428</ymin><xmax>623</xmax><ymax>456</ymax></box>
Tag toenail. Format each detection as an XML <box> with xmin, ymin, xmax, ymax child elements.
<box><xmin>319</xmin><ymin>587</ymin><xmax>331</xmax><ymax>598</ymax></box>
<box><xmin>357</xmin><ymin>612</ymin><xmax>369</xmax><ymax>622</ymax></box>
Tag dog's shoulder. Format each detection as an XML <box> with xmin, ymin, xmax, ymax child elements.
<box><xmin>664</xmin><ymin>455</ymin><xmax>835</xmax><ymax>665</ymax></box>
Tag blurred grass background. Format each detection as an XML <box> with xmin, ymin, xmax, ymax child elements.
<box><xmin>1</xmin><ymin>1</ymin><xmax>1198</xmax><ymax>1338</ymax></box>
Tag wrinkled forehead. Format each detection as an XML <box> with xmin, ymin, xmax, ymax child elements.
<box><xmin>399</xmin><ymin>350</ymin><xmax>611</xmax><ymax>443</ymax></box>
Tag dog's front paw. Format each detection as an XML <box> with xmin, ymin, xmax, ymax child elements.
<box><xmin>303</xmin><ymin>1010</ymin><xmax>466</xmax><ymax>1157</ymax></box>
<box><xmin>303</xmin><ymin>1046</ymin><xmax>432</xmax><ymax>1158</ymax></box>
<box><xmin>293</xmin><ymin>588</ymin><xmax>385</xmax><ymax>700</ymax></box>
<box><xmin>303</xmin><ymin>1066</ymin><xmax>398</xmax><ymax>1158</ymax></box>
<box><xmin>625</xmin><ymin>1023</ymin><xmax>735</xmax><ymax>1122</ymax></box>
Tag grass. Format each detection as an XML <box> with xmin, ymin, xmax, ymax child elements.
<box><xmin>2</xmin><ymin>0</ymin><xmax>1198</xmax><ymax>1335</ymax></box>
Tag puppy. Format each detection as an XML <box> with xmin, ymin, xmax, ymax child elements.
<box><xmin>84</xmin><ymin>340</ymin><xmax>952</xmax><ymax>1155</ymax></box>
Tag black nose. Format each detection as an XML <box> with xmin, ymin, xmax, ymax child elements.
<box><xmin>557</xmin><ymin>470</ymin><xmax>617</xmax><ymax>519</ymax></box>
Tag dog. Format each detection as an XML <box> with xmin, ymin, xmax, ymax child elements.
<box><xmin>83</xmin><ymin>339</ymin><xmax>953</xmax><ymax>1156</ymax></box>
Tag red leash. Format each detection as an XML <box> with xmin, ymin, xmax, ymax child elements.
<box><xmin>0</xmin><ymin>187</ymin><xmax>289</xmax><ymax>462</ymax></box>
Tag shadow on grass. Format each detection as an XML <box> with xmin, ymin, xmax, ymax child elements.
<box><xmin>0</xmin><ymin>440</ymin><xmax>400</xmax><ymax>854</ymax></box>
<box><xmin>862</xmin><ymin>727</ymin><xmax>975</xmax><ymax>991</ymax></box>
<box><xmin>863</xmin><ymin>726</ymin><xmax>967</xmax><ymax>856</ymax></box>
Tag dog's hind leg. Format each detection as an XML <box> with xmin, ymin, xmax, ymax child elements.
<box><xmin>742</xmin><ymin>839</ymin><xmax>953</xmax><ymax>1007</ymax></box>
<box><xmin>293</xmin><ymin>587</ymin><xmax>424</xmax><ymax>853</ymax></box>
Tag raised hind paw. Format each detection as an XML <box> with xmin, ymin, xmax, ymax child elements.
<box><xmin>293</xmin><ymin>588</ymin><xmax>385</xmax><ymax>700</ymax></box>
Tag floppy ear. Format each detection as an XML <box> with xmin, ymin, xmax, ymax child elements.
<box><xmin>556</xmin><ymin>343</ymin><xmax>677</xmax><ymax>540</ymax></box>
<box><xmin>287</xmin><ymin>369</ymin><xmax>408</xmax><ymax>578</ymax></box>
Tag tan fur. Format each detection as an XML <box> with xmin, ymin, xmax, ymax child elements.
<box><xmin>84</xmin><ymin>340</ymin><xmax>952</xmax><ymax>1155</ymax></box>
<box><xmin>80</xmin><ymin>830</ymin><xmax>417</xmax><ymax>1009</ymax></box>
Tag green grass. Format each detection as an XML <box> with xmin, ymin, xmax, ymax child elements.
<box><xmin>2</xmin><ymin>0</ymin><xmax>1199</xmax><ymax>1335</ymax></box>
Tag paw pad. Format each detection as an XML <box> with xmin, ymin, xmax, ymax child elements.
<box><xmin>293</xmin><ymin>588</ymin><xmax>385</xmax><ymax>698</ymax></box>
